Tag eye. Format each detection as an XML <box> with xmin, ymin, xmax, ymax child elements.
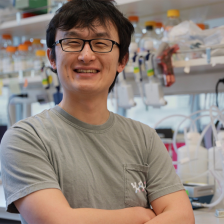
<box><xmin>95</xmin><ymin>42</ymin><xmax>108</xmax><ymax>46</ymax></box>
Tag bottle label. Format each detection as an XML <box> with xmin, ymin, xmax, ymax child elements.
<box><xmin>147</xmin><ymin>69</ymin><xmax>154</xmax><ymax>77</ymax></box>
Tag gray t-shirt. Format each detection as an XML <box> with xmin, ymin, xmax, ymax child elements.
<box><xmin>1</xmin><ymin>106</ymin><xmax>184</xmax><ymax>223</ymax></box>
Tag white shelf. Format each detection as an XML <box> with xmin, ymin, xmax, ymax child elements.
<box><xmin>0</xmin><ymin>13</ymin><xmax>53</xmax><ymax>38</ymax></box>
<box><xmin>1</xmin><ymin>0</ymin><xmax>224</xmax><ymax>38</ymax></box>
<box><xmin>117</xmin><ymin>0</ymin><xmax>224</xmax><ymax>26</ymax></box>
<box><xmin>172</xmin><ymin>56</ymin><xmax>224</xmax><ymax>68</ymax></box>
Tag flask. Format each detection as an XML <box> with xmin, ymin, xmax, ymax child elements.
<box><xmin>177</xmin><ymin>132</ymin><xmax>208</xmax><ymax>184</ymax></box>
<box><xmin>139</xmin><ymin>21</ymin><xmax>160</xmax><ymax>52</ymax></box>
<box><xmin>128</xmin><ymin>16</ymin><xmax>143</xmax><ymax>44</ymax></box>
<box><xmin>14</xmin><ymin>44</ymin><xmax>29</xmax><ymax>72</ymax></box>
<box><xmin>3</xmin><ymin>46</ymin><xmax>17</xmax><ymax>73</ymax></box>
<box><xmin>164</xmin><ymin>9</ymin><xmax>181</xmax><ymax>38</ymax></box>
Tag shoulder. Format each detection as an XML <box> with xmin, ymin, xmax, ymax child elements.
<box><xmin>1</xmin><ymin>108</ymin><xmax>57</xmax><ymax>147</ymax></box>
<box><xmin>112</xmin><ymin>112</ymin><xmax>156</xmax><ymax>139</ymax></box>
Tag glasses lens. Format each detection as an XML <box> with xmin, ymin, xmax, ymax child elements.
<box><xmin>91</xmin><ymin>39</ymin><xmax>112</xmax><ymax>52</ymax></box>
<box><xmin>62</xmin><ymin>39</ymin><xmax>83</xmax><ymax>52</ymax></box>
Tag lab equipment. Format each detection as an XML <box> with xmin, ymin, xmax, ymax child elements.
<box><xmin>3</xmin><ymin>46</ymin><xmax>17</xmax><ymax>73</ymax></box>
<box><xmin>139</xmin><ymin>21</ymin><xmax>160</xmax><ymax>52</ymax></box>
<box><xmin>128</xmin><ymin>16</ymin><xmax>143</xmax><ymax>44</ymax></box>
<box><xmin>154</xmin><ymin>105</ymin><xmax>224</xmax><ymax>208</ymax></box>
<box><xmin>163</xmin><ymin>9</ymin><xmax>181</xmax><ymax>40</ymax></box>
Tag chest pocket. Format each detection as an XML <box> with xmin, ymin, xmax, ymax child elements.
<box><xmin>124</xmin><ymin>164</ymin><xmax>149</xmax><ymax>208</ymax></box>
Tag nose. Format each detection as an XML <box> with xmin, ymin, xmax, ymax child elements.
<box><xmin>78</xmin><ymin>42</ymin><xmax>96</xmax><ymax>63</ymax></box>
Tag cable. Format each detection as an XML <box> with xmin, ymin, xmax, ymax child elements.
<box><xmin>8</xmin><ymin>93</ymin><xmax>28</xmax><ymax>127</ymax></box>
<box><xmin>216</xmin><ymin>78</ymin><xmax>224</xmax><ymax>108</ymax></box>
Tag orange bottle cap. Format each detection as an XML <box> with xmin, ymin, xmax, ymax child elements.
<box><xmin>6</xmin><ymin>46</ymin><xmax>17</xmax><ymax>53</ymax></box>
<box><xmin>128</xmin><ymin>16</ymin><xmax>139</xmax><ymax>22</ymax></box>
<box><xmin>18</xmin><ymin>44</ymin><xmax>28</xmax><ymax>51</ymax></box>
<box><xmin>24</xmin><ymin>40</ymin><xmax>32</xmax><ymax>46</ymax></box>
<box><xmin>2</xmin><ymin>34</ymin><xmax>12</xmax><ymax>40</ymax></box>
<box><xmin>156</xmin><ymin>22</ymin><xmax>163</xmax><ymax>28</ymax></box>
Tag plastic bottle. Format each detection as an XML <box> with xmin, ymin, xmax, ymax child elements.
<box><xmin>1</xmin><ymin>34</ymin><xmax>12</xmax><ymax>48</ymax></box>
<box><xmin>0</xmin><ymin>34</ymin><xmax>13</xmax><ymax>73</ymax></box>
<box><xmin>23</xmin><ymin>40</ymin><xmax>34</xmax><ymax>70</ymax></box>
<box><xmin>164</xmin><ymin>9</ymin><xmax>181</xmax><ymax>38</ymax></box>
<box><xmin>14</xmin><ymin>44</ymin><xmax>29</xmax><ymax>72</ymax></box>
<box><xmin>128</xmin><ymin>16</ymin><xmax>143</xmax><ymax>44</ymax></box>
<box><xmin>31</xmin><ymin>39</ymin><xmax>43</xmax><ymax>54</ymax></box>
<box><xmin>34</xmin><ymin>50</ymin><xmax>47</xmax><ymax>75</ymax></box>
<box><xmin>177</xmin><ymin>132</ymin><xmax>208</xmax><ymax>184</ymax></box>
<box><xmin>3</xmin><ymin>46</ymin><xmax>17</xmax><ymax>73</ymax></box>
<box><xmin>139</xmin><ymin>21</ymin><xmax>160</xmax><ymax>52</ymax></box>
<box><xmin>155</xmin><ymin>22</ymin><xmax>164</xmax><ymax>38</ymax></box>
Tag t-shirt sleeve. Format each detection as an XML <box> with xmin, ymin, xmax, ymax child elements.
<box><xmin>0</xmin><ymin>126</ymin><xmax>61</xmax><ymax>213</ymax></box>
<box><xmin>146</xmin><ymin>130</ymin><xmax>185</xmax><ymax>203</ymax></box>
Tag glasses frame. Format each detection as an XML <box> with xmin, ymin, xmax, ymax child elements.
<box><xmin>52</xmin><ymin>38</ymin><xmax>120</xmax><ymax>53</ymax></box>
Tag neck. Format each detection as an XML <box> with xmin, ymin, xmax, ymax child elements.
<box><xmin>58</xmin><ymin>92</ymin><xmax>110</xmax><ymax>125</ymax></box>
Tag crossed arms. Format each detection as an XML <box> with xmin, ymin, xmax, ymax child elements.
<box><xmin>14</xmin><ymin>188</ymin><xmax>194</xmax><ymax>224</ymax></box>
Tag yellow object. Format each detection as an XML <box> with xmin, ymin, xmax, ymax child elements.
<box><xmin>36</xmin><ymin>50</ymin><xmax>46</xmax><ymax>57</ymax></box>
<box><xmin>145</xmin><ymin>21</ymin><xmax>156</xmax><ymax>27</ymax></box>
<box><xmin>32</xmin><ymin>39</ymin><xmax>41</xmax><ymax>44</ymax></box>
<box><xmin>167</xmin><ymin>9</ymin><xmax>180</xmax><ymax>18</ymax></box>
<box><xmin>134</xmin><ymin>67</ymin><xmax>140</xmax><ymax>74</ymax></box>
<box><xmin>147</xmin><ymin>69</ymin><xmax>154</xmax><ymax>77</ymax></box>
<box><xmin>42</xmin><ymin>75</ymin><xmax>53</xmax><ymax>86</ymax></box>
<box><xmin>0</xmin><ymin>79</ymin><xmax>3</xmax><ymax>96</ymax></box>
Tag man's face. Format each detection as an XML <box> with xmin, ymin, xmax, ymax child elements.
<box><xmin>48</xmin><ymin>21</ymin><xmax>126</xmax><ymax>96</ymax></box>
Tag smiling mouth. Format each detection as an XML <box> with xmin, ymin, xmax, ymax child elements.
<box><xmin>74</xmin><ymin>69</ymin><xmax>99</xmax><ymax>73</ymax></box>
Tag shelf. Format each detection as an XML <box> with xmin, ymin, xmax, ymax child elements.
<box><xmin>172</xmin><ymin>56</ymin><xmax>224</xmax><ymax>68</ymax></box>
<box><xmin>1</xmin><ymin>0</ymin><xmax>224</xmax><ymax>38</ymax></box>
<box><xmin>117</xmin><ymin>0</ymin><xmax>224</xmax><ymax>26</ymax></box>
<box><xmin>0</xmin><ymin>13</ymin><xmax>53</xmax><ymax>38</ymax></box>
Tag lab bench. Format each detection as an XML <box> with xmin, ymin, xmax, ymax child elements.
<box><xmin>0</xmin><ymin>184</ymin><xmax>224</xmax><ymax>223</ymax></box>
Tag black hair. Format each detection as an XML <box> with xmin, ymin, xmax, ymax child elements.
<box><xmin>46</xmin><ymin>0</ymin><xmax>134</xmax><ymax>93</ymax></box>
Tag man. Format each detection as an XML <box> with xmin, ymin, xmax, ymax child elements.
<box><xmin>0</xmin><ymin>0</ymin><xmax>194</xmax><ymax>224</ymax></box>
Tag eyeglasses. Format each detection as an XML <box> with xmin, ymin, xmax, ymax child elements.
<box><xmin>52</xmin><ymin>38</ymin><xmax>120</xmax><ymax>53</ymax></box>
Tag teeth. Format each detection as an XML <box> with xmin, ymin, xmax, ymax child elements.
<box><xmin>76</xmin><ymin>69</ymin><xmax>98</xmax><ymax>73</ymax></box>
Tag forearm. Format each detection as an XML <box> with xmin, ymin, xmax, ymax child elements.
<box><xmin>67</xmin><ymin>207</ymin><xmax>155</xmax><ymax>224</ymax></box>
<box><xmin>143</xmin><ymin>209</ymin><xmax>195</xmax><ymax>224</ymax></box>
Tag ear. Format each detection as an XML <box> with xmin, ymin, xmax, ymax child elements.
<box><xmin>47</xmin><ymin>48</ymin><xmax>57</xmax><ymax>70</ymax></box>
<box><xmin>117</xmin><ymin>52</ymin><xmax>129</xmax><ymax>73</ymax></box>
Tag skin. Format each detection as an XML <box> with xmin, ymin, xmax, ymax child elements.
<box><xmin>47</xmin><ymin>21</ymin><xmax>127</xmax><ymax>125</ymax></box>
<box><xmin>14</xmin><ymin>20</ymin><xmax>195</xmax><ymax>224</ymax></box>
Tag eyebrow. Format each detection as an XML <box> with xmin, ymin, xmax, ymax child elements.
<box><xmin>63</xmin><ymin>31</ymin><xmax>111</xmax><ymax>39</ymax></box>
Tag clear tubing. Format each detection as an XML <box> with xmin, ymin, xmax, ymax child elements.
<box><xmin>184</xmin><ymin>127</ymin><xmax>193</xmax><ymax>173</ymax></box>
<box><xmin>172</xmin><ymin>108</ymin><xmax>221</xmax><ymax>154</ymax></box>
<box><xmin>201</xmin><ymin>171</ymin><xmax>224</xmax><ymax>208</ymax></box>
<box><xmin>154</xmin><ymin>115</ymin><xmax>196</xmax><ymax>132</ymax></box>
<box><xmin>209</xmin><ymin>106</ymin><xmax>224</xmax><ymax>141</ymax></box>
